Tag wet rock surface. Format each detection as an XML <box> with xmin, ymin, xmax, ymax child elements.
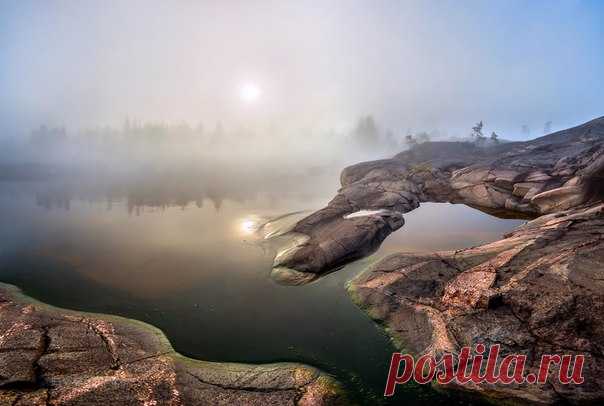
<box><xmin>277</xmin><ymin>116</ymin><xmax>604</xmax><ymax>403</ymax></box>
<box><xmin>0</xmin><ymin>284</ymin><xmax>345</xmax><ymax>405</ymax></box>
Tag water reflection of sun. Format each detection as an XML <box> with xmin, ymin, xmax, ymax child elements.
<box><xmin>240</xmin><ymin>219</ymin><xmax>257</xmax><ymax>235</ymax></box>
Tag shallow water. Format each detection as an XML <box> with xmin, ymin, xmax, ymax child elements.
<box><xmin>0</xmin><ymin>176</ymin><xmax>522</xmax><ymax>405</ymax></box>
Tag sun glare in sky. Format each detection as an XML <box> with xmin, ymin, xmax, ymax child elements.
<box><xmin>240</xmin><ymin>83</ymin><xmax>261</xmax><ymax>103</ymax></box>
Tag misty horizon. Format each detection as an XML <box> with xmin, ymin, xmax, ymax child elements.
<box><xmin>1</xmin><ymin>0</ymin><xmax>603</xmax><ymax>141</ymax></box>
<box><xmin>1</xmin><ymin>2</ymin><xmax>603</xmax><ymax>405</ymax></box>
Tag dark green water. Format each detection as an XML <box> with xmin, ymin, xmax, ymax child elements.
<box><xmin>0</xmin><ymin>177</ymin><xmax>521</xmax><ymax>404</ymax></box>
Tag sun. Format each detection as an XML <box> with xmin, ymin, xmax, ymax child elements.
<box><xmin>240</xmin><ymin>83</ymin><xmax>261</xmax><ymax>103</ymax></box>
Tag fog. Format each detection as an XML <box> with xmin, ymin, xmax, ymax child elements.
<box><xmin>1</xmin><ymin>0</ymin><xmax>603</xmax><ymax>178</ymax></box>
<box><xmin>1</xmin><ymin>4</ymin><xmax>602</xmax><ymax>402</ymax></box>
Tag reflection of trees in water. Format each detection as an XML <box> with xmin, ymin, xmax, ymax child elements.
<box><xmin>36</xmin><ymin>190</ymin><xmax>71</xmax><ymax>210</ymax></box>
<box><xmin>32</xmin><ymin>179</ymin><xmax>244</xmax><ymax>213</ymax></box>
<box><xmin>122</xmin><ymin>181</ymin><xmax>232</xmax><ymax>214</ymax></box>
<box><xmin>24</xmin><ymin>167</ymin><xmax>329</xmax><ymax>213</ymax></box>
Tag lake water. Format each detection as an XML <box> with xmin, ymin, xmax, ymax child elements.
<box><xmin>0</xmin><ymin>173</ymin><xmax>522</xmax><ymax>405</ymax></box>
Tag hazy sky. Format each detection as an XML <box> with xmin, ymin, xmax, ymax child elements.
<box><xmin>1</xmin><ymin>0</ymin><xmax>603</xmax><ymax>139</ymax></box>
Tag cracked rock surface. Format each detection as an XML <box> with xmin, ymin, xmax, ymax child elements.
<box><xmin>0</xmin><ymin>284</ymin><xmax>345</xmax><ymax>405</ymax></box>
<box><xmin>275</xmin><ymin>116</ymin><xmax>604</xmax><ymax>403</ymax></box>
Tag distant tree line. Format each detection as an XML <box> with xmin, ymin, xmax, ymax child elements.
<box><xmin>14</xmin><ymin>115</ymin><xmax>556</xmax><ymax>165</ymax></box>
<box><xmin>350</xmin><ymin>115</ymin><xmax>440</xmax><ymax>151</ymax></box>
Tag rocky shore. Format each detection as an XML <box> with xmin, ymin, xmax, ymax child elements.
<box><xmin>0</xmin><ymin>283</ymin><xmax>345</xmax><ymax>405</ymax></box>
<box><xmin>275</xmin><ymin>116</ymin><xmax>604</xmax><ymax>403</ymax></box>
<box><xmin>3</xmin><ymin>116</ymin><xmax>603</xmax><ymax>405</ymax></box>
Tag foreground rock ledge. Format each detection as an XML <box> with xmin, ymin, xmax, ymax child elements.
<box><xmin>0</xmin><ymin>284</ymin><xmax>345</xmax><ymax>405</ymax></box>
<box><xmin>274</xmin><ymin>116</ymin><xmax>604</xmax><ymax>403</ymax></box>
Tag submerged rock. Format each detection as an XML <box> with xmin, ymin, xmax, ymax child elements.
<box><xmin>0</xmin><ymin>284</ymin><xmax>346</xmax><ymax>405</ymax></box>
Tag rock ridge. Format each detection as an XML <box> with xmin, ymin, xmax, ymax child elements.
<box><xmin>273</xmin><ymin>116</ymin><xmax>604</xmax><ymax>403</ymax></box>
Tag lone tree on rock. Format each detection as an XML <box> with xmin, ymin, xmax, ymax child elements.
<box><xmin>490</xmin><ymin>131</ymin><xmax>499</xmax><ymax>144</ymax></box>
<box><xmin>471</xmin><ymin>121</ymin><xmax>486</xmax><ymax>144</ymax></box>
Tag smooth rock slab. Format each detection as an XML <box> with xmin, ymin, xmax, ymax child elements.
<box><xmin>0</xmin><ymin>283</ymin><xmax>346</xmax><ymax>405</ymax></box>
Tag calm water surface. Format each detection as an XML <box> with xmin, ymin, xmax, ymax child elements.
<box><xmin>0</xmin><ymin>175</ymin><xmax>522</xmax><ymax>405</ymax></box>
